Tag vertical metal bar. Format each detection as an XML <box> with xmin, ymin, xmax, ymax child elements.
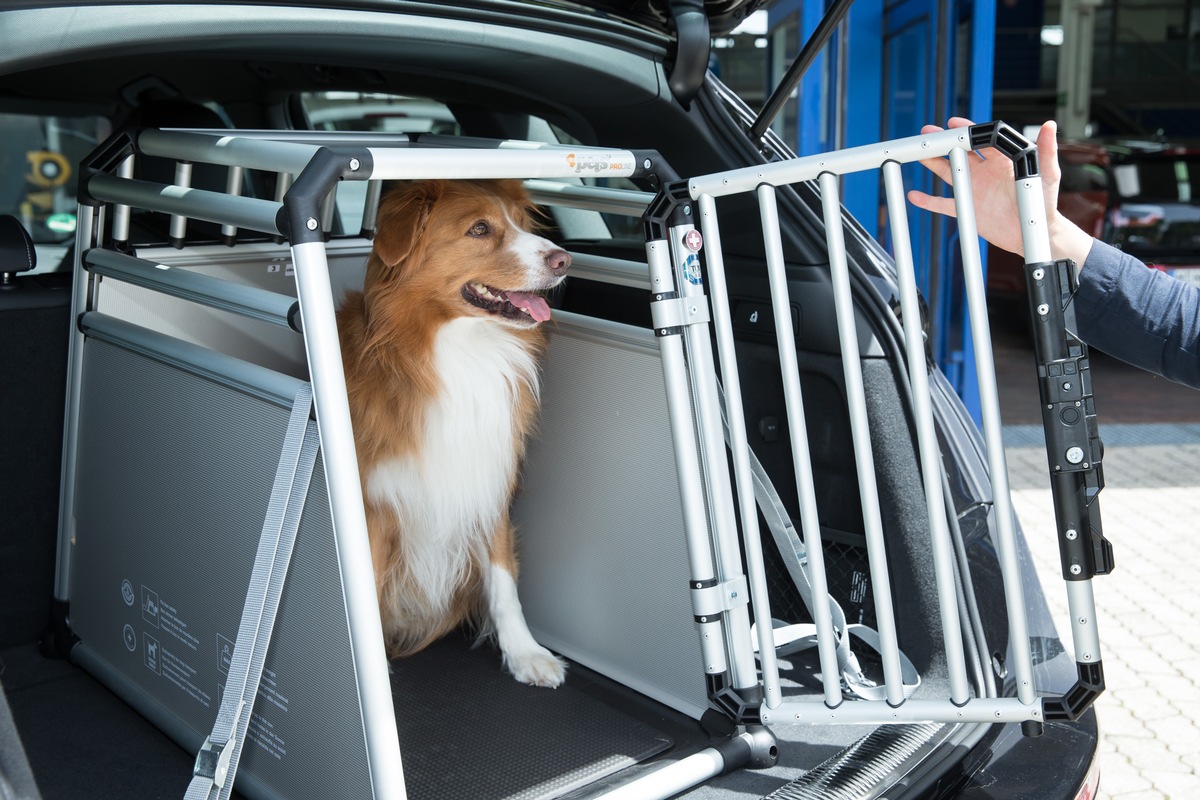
<box><xmin>671</xmin><ymin>221</ymin><xmax>760</xmax><ymax>692</ymax></box>
<box><xmin>54</xmin><ymin>204</ymin><xmax>97</xmax><ymax>599</ymax></box>
<box><xmin>288</xmin><ymin>240</ymin><xmax>407</xmax><ymax>797</ymax></box>
<box><xmin>320</xmin><ymin>186</ymin><xmax>337</xmax><ymax>236</ymax></box>
<box><xmin>168</xmin><ymin>161</ymin><xmax>193</xmax><ymax>246</ymax></box>
<box><xmin>948</xmin><ymin>146</ymin><xmax>1036</xmax><ymax>705</ymax></box>
<box><xmin>754</xmin><ymin>185</ymin><xmax>842</xmax><ymax>708</ymax></box>
<box><xmin>818</xmin><ymin>171</ymin><xmax>906</xmax><ymax>705</ymax></box>
<box><xmin>647</xmin><ymin>239</ymin><xmax>730</xmax><ymax>679</ymax></box>
<box><xmin>694</xmin><ymin>194</ymin><xmax>782</xmax><ymax>709</ymax></box>
<box><xmin>110</xmin><ymin>155</ymin><xmax>135</xmax><ymax>248</ymax></box>
<box><xmin>882</xmin><ymin>161</ymin><xmax>970</xmax><ymax>704</ymax></box>
<box><xmin>361</xmin><ymin>180</ymin><xmax>383</xmax><ymax>237</ymax></box>
<box><xmin>220</xmin><ymin>165</ymin><xmax>244</xmax><ymax>245</ymax></box>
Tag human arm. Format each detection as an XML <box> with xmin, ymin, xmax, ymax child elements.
<box><xmin>1074</xmin><ymin>240</ymin><xmax>1200</xmax><ymax>389</ymax></box>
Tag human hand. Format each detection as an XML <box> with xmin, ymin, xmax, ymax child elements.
<box><xmin>906</xmin><ymin>117</ymin><xmax>1093</xmax><ymax>265</ymax></box>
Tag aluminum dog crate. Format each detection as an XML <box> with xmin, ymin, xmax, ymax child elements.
<box><xmin>53</xmin><ymin>123</ymin><xmax>1111</xmax><ymax>799</ymax></box>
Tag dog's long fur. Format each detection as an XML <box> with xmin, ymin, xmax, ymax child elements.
<box><xmin>337</xmin><ymin>180</ymin><xmax>568</xmax><ymax>687</ymax></box>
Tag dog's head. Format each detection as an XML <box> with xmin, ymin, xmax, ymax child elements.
<box><xmin>364</xmin><ymin>180</ymin><xmax>570</xmax><ymax>329</ymax></box>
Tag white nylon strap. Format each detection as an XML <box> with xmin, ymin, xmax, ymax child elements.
<box><xmin>185</xmin><ymin>383</ymin><xmax>317</xmax><ymax>800</ymax></box>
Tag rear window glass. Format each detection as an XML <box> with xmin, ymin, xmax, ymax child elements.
<box><xmin>1</xmin><ymin>112</ymin><xmax>111</xmax><ymax>246</ymax></box>
<box><xmin>1113</xmin><ymin>155</ymin><xmax>1198</xmax><ymax>203</ymax></box>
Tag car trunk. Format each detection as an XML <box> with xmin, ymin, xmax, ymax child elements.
<box><xmin>0</xmin><ymin>115</ymin><xmax>1107</xmax><ymax>800</ymax></box>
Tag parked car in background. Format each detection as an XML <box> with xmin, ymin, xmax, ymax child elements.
<box><xmin>987</xmin><ymin>135</ymin><xmax>1200</xmax><ymax>316</ymax></box>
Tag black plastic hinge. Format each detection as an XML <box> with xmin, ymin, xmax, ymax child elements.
<box><xmin>642</xmin><ymin>180</ymin><xmax>695</xmax><ymax>243</ymax></box>
<box><xmin>968</xmin><ymin>120</ymin><xmax>1039</xmax><ymax>180</ymax></box>
<box><xmin>280</xmin><ymin>146</ymin><xmax>373</xmax><ymax>244</ymax></box>
<box><xmin>1043</xmin><ymin>661</ymin><xmax>1105</xmax><ymax>721</ymax></box>
<box><xmin>629</xmin><ymin>149</ymin><xmax>680</xmax><ymax>193</ymax></box>
<box><xmin>703</xmin><ymin>671</ymin><xmax>764</xmax><ymax>728</ymax></box>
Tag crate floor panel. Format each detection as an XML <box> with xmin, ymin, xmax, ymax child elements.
<box><xmin>390</xmin><ymin>632</ymin><xmax>675</xmax><ymax>800</ymax></box>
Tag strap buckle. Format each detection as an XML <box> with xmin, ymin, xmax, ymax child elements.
<box><xmin>193</xmin><ymin>735</ymin><xmax>233</xmax><ymax>789</ymax></box>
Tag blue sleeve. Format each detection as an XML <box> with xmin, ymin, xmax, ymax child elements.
<box><xmin>1072</xmin><ymin>239</ymin><xmax>1200</xmax><ymax>389</ymax></box>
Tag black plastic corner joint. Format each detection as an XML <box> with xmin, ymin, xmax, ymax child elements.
<box><xmin>643</xmin><ymin>180</ymin><xmax>695</xmax><ymax>242</ymax></box>
<box><xmin>968</xmin><ymin>120</ymin><xmax>1039</xmax><ymax>180</ymax></box>
<box><xmin>1043</xmin><ymin>661</ymin><xmax>1105</xmax><ymax>722</ymax></box>
<box><xmin>278</xmin><ymin>146</ymin><xmax>374</xmax><ymax>244</ymax></box>
<box><xmin>77</xmin><ymin>130</ymin><xmax>138</xmax><ymax>207</ymax></box>
<box><xmin>629</xmin><ymin>149</ymin><xmax>680</xmax><ymax>193</ymax></box>
<box><xmin>704</xmin><ymin>671</ymin><xmax>764</xmax><ymax>726</ymax></box>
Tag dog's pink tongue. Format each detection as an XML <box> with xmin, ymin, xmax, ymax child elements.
<box><xmin>504</xmin><ymin>291</ymin><xmax>552</xmax><ymax>322</ymax></box>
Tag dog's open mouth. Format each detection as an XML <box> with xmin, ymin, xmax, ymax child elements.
<box><xmin>462</xmin><ymin>282</ymin><xmax>552</xmax><ymax>323</ymax></box>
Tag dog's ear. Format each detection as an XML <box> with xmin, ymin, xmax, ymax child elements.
<box><xmin>371</xmin><ymin>181</ymin><xmax>442</xmax><ymax>268</ymax></box>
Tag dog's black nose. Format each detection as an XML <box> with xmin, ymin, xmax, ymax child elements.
<box><xmin>546</xmin><ymin>248</ymin><xmax>571</xmax><ymax>276</ymax></box>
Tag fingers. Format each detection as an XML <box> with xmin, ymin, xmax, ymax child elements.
<box><xmin>907</xmin><ymin>189</ymin><xmax>958</xmax><ymax>219</ymax></box>
<box><xmin>1036</xmin><ymin>119</ymin><xmax>1060</xmax><ymax>185</ymax></box>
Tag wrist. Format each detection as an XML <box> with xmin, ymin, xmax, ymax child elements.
<box><xmin>1047</xmin><ymin>211</ymin><xmax>1094</xmax><ymax>267</ymax></box>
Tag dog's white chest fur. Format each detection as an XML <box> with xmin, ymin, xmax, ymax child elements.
<box><xmin>366</xmin><ymin>317</ymin><xmax>539</xmax><ymax>607</ymax></box>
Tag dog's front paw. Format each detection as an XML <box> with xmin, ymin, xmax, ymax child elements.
<box><xmin>506</xmin><ymin>645</ymin><xmax>567</xmax><ymax>688</ymax></box>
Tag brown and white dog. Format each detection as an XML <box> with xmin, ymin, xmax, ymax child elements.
<box><xmin>337</xmin><ymin>180</ymin><xmax>569</xmax><ymax>687</ymax></box>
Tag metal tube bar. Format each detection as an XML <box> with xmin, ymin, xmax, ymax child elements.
<box><xmin>522</xmin><ymin>179</ymin><xmax>654</xmax><ymax>216</ymax></box>
<box><xmin>148</xmin><ymin>128</ymin><xmax>411</xmax><ymax>146</ymax></box>
<box><xmin>85</xmin><ymin>249</ymin><xmax>298</xmax><ymax>329</ymax></box>
<box><xmin>818</xmin><ymin>171</ymin><xmax>906</xmax><ymax>705</ymax></box>
<box><xmin>882</xmin><ymin>161</ymin><xmax>971</xmax><ymax>704</ymax></box>
<box><xmin>138</xmin><ymin>129</ymin><xmax>320</xmax><ymax>175</ymax></box>
<box><xmin>762</xmin><ymin>696</ymin><xmax>1045</xmax><ymax>726</ymax></box>
<box><xmin>566</xmin><ymin>252</ymin><xmax>652</xmax><ymax>290</ymax></box>
<box><xmin>647</xmin><ymin>238</ymin><xmax>729</xmax><ymax>678</ymax></box>
<box><xmin>320</xmin><ymin>187</ymin><xmax>337</xmax><ymax>235</ymax></box>
<box><xmin>947</xmin><ymin>147</ymin><xmax>1037</xmax><ymax>705</ymax></box>
<box><xmin>365</xmin><ymin>147</ymin><xmax>639</xmax><ymax>181</ymax></box>
<box><xmin>110</xmin><ymin>155</ymin><xmax>135</xmax><ymax>246</ymax></box>
<box><xmin>220</xmin><ymin>165</ymin><xmax>244</xmax><ymax>242</ymax></box>
<box><xmin>673</xmin><ymin>221</ymin><xmax>760</xmax><ymax>692</ymax></box>
<box><xmin>1015</xmin><ymin>176</ymin><xmax>1053</xmax><ymax>264</ymax></box>
<box><xmin>168</xmin><ymin>161</ymin><xmax>193</xmax><ymax>244</ymax></box>
<box><xmin>596</xmin><ymin>748</ymin><xmax>726</xmax><ymax>800</ymax></box>
<box><xmin>754</xmin><ymin>185</ymin><xmax>842</xmax><ymax>708</ymax></box>
<box><xmin>695</xmin><ymin>194</ymin><xmax>782</xmax><ymax>709</ymax></box>
<box><xmin>53</xmin><ymin>204</ymin><xmax>96</xmax><ymax>599</ymax></box>
<box><xmin>288</xmin><ymin>240</ymin><xmax>406</xmax><ymax>797</ymax></box>
<box><xmin>1064</xmin><ymin>581</ymin><xmax>1102</xmax><ymax>662</ymax></box>
<box><xmin>690</xmin><ymin>127</ymin><xmax>974</xmax><ymax>200</ymax></box>
<box><xmin>87</xmin><ymin>175</ymin><xmax>283</xmax><ymax>236</ymax></box>
<box><xmin>360</xmin><ymin>180</ymin><xmax>383</xmax><ymax>237</ymax></box>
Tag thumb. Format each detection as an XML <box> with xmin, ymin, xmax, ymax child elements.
<box><xmin>907</xmin><ymin>189</ymin><xmax>959</xmax><ymax>220</ymax></box>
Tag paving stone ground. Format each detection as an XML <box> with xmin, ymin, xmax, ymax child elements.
<box><xmin>1004</xmin><ymin>428</ymin><xmax>1200</xmax><ymax>800</ymax></box>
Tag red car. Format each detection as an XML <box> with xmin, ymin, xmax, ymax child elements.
<box><xmin>988</xmin><ymin>137</ymin><xmax>1200</xmax><ymax>304</ymax></box>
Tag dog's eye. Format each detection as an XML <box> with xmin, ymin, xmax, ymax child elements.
<box><xmin>468</xmin><ymin>220</ymin><xmax>491</xmax><ymax>237</ymax></box>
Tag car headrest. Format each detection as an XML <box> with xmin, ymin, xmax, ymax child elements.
<box><xmin>0</xmin><ymin>215</ymin><xmax>37</xmax><ymax>287</ymax></box>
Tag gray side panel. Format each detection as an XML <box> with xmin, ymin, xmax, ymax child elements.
<box><xmin>513</xmin><ymin>313</ymin><xmax>707</xmax><ymax>718</ymax></box>
<box><xmin>67</xmin><ymin>336</ymin><xmax>373</xmax><ymax>800</ymax></box>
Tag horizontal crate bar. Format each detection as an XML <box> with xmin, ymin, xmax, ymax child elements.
<box><xmin>364</xmin><ymin>147</ymin><xmax>640</xmax><ymax>181</ymax></box>
<box><xmin>566</xmin><ymin>252</ymin><xmax>651</xmax><ymax>290</ymax></box>
<box><xmin>138</xmin><ymin>128</ymin><xmax>321</xmax><ymax>175</ymax></box>
<box><xmin>523</xmin><ymin>179</ymin><xmax>653</xmax><ymax>216</ymax></box>
<box><xmin>85</xmin><ymin>248</ymin><xmax>300</xmax><ymax>330</ymax></box>
<box><xmin>87</xmin><ymin>174</ymin><xmax>283</xmax><ymax>236</ymax></box>
<box><xmin>688</xmin><ymin>126</ymin><xmax>973</xmax><ymax>199</ymax></box>
<box><xmin>761</xmin><ymin>697</ymin><xmax>1043</xmax><ymax>726</ymax></box>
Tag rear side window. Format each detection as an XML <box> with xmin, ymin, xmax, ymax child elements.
<box><xmin>1</xmin><ymin>112</ymin><xmax>112</xmax><ymax>268</ymax></box>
